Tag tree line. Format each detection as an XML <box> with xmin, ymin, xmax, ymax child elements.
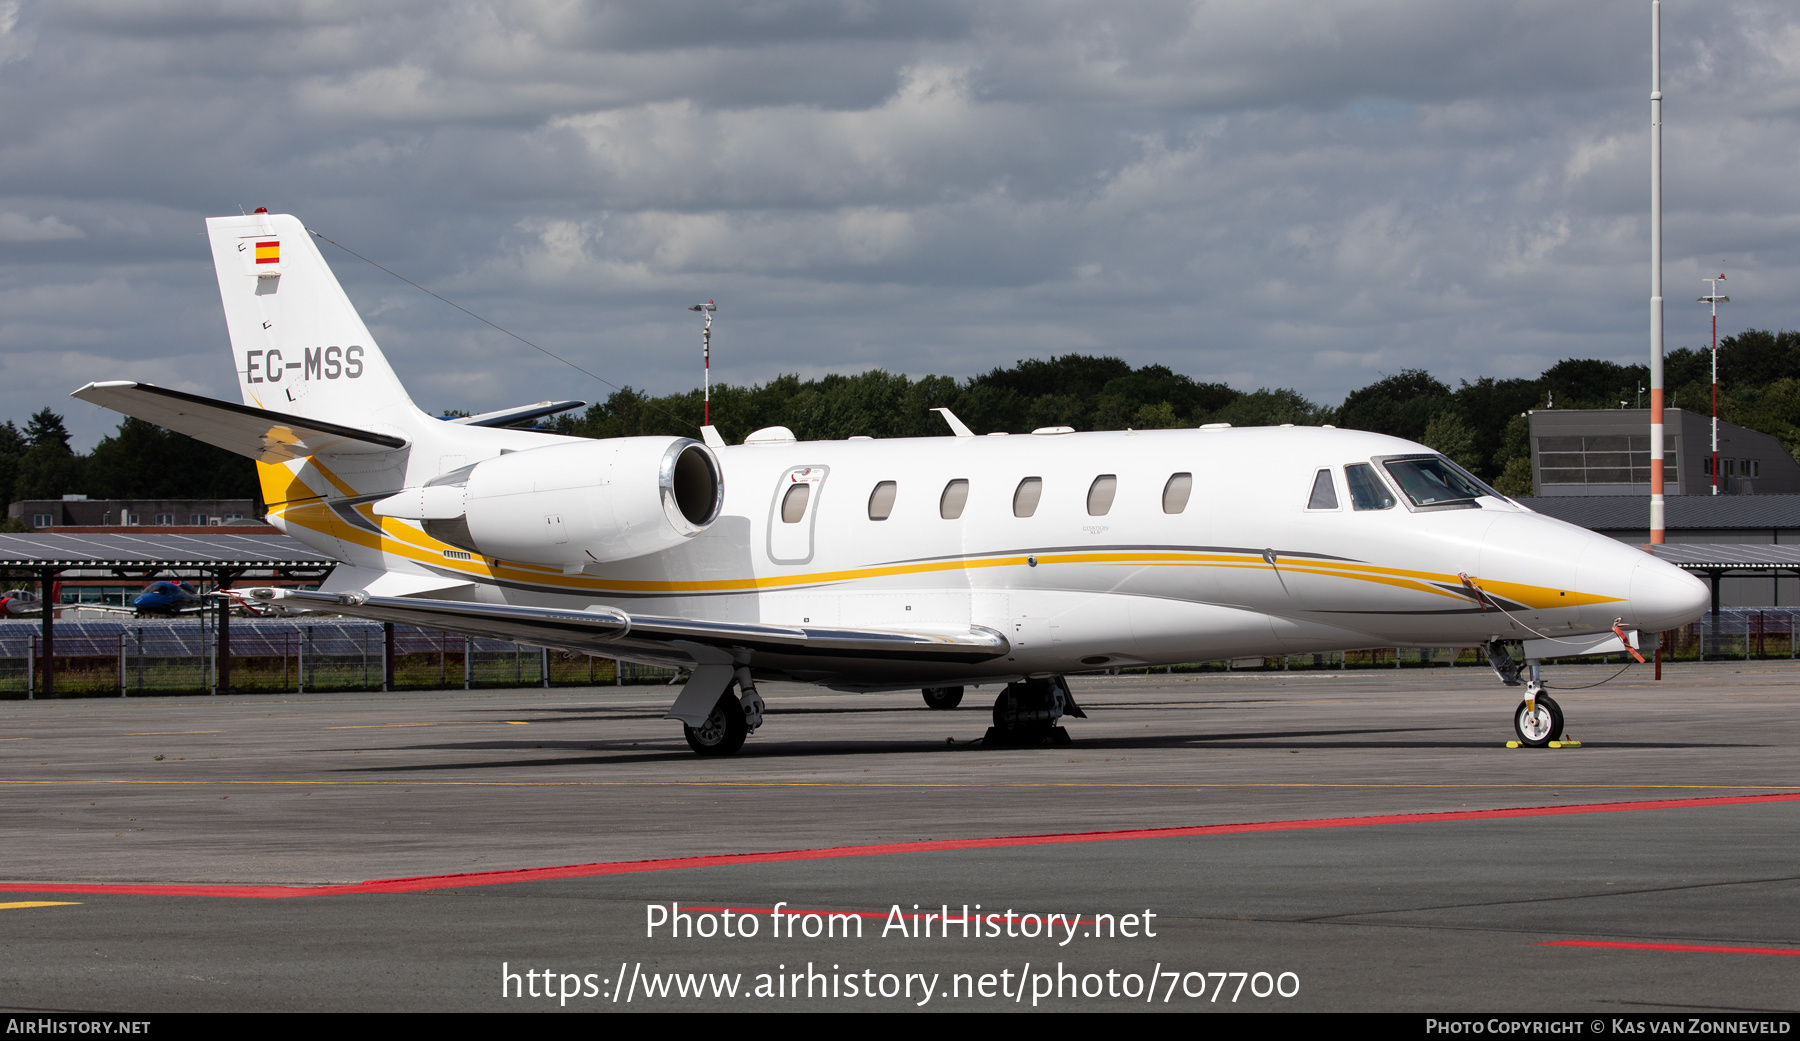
<box><xmin>6</xmin><ymin>327</ymin><xmax>1795</xmax><ymax>515</ymax></box>
<box><xmin>0</xmin><ymin>410</ymin><xmax>259</xmax><ymax>529</ymax></box>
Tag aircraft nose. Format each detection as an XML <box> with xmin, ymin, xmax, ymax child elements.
<box><xmin>1627</xmin><ymin>555</ymin><xmax>1710</xmax><ymax>633</ymax></box>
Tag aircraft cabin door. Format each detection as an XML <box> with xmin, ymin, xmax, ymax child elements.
<box><xmin>768</xmin><ymin>465</ymin><xmax>828</xmax><ymax>564</ymax></box>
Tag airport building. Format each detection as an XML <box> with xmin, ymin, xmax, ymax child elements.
<box><xmin>9</xmin><ymin>496</ymin><xmax>258</xmax><ymax>529</ymax></box>
<box><xmin>1529</xmin><ymin>407</ymin><xmax>1800</xmax><ymax>497</ymax></box>
<box><xmin>1519</xmin><ymin>409</ymin><xmax>1800</xmax><ymax>609</ymax></box>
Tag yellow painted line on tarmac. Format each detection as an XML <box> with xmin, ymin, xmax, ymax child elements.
<box><xmin>0</xmin><ymin>737</ymin><xmax>28</xmax><ymax>741</ymax></box>
<box><xmin>325</xmin><ymin>721</ymin><xmax>531</xmax><ymax>730</ymax></box>
<box><xmin>0</xmin><ymin>902</ymin><xmax>81</xmax><ymax>910</ymax></box>
<box><xmin>0</xmin><ymin>779</ymin><xmax>1793</xmax><ymax>792</ymax></box>
<box><xmin>126</xmin><ymin>731</ymin><xmax>227</xmax><ymax>736</ymax></box>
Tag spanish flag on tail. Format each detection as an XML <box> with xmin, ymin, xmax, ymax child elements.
<box><xmin>254</xmin><ymin>240</ymin><xmax>279</xmax><ymax>265</ymax></box>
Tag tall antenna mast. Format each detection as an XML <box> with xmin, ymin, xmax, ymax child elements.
<box><xmin>1700</xmin><ymin>275</ymin><xmax>1729</xmax><ymax>494</ymax></box>
<box><xmin>688</xmin><ymin>301</ymin><xmax>717</xmax><ymax>426</ymax></box>
<box><xmin>1649</xmin><ymin>0</ymin><xmax>1666</xmax><ymax>542</ymax></box>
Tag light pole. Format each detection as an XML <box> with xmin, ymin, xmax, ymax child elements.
<box><xmin>688</xmin><ymin>301</ymin><xmax>716</xmax><ymax>426</ymax></box>
<box><xmin>1700</xmin><ymin>275</ymin><xmax>1729</xmax><ymax>494</ymax></box>
<box><xmin>1649</xmin><ymin>0</ymin><xmax>1667</xmax><ymax>542</ymax></box>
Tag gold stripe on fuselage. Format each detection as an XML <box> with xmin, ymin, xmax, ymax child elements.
<box><xmin>262</xmin><ymin>461</ymin><xmax>1619</xmax><ymax>611</ymax></box>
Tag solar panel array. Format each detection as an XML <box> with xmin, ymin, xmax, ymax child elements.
<box><xmin>0</xmin><ymin>531</ymin><xmax>334</xmax><ymax>568</ymax></box>
<box><xmin>0</xmin><ymin>619</ymin><xmax>550</xmax><ymax>657</ymax></box>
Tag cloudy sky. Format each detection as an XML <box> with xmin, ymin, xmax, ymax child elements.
<box><xmin>3</xmin><ymin>0</ymin><xmax>1797</xmax><ymax>448</ymax></box>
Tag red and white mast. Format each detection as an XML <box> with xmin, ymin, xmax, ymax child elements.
<box><xmin>689</xmin><ymin>300</ymin><xmax>717</xmax><ymax>425</ymax></box>
<box><xmin>1700</xmin><ymin>275</ymin><xmax>1728</xmax><ymax>493</ymax></box>
<box><xmin>1649</xmin><ymin>0</ymin><xmax>1667</xmax><ymax>540</ymax></box>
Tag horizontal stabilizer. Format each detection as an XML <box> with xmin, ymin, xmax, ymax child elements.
<box><xmin>444</xmin><ymin>400</ymin><xmax>585</xmax><ymax>428</ymax></box>
<box><xmin>71</xmin><ymin>381</ymin><xmax>408</xmax><ymax>463</ymax></box>
<box><xmin>242</xmin><ymin>588</ymin><xmax>1011</xmax><ymax>665</ymax></box>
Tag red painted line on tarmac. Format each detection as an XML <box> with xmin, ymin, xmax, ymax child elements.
<box><xmin>4</xmin><ymin>792</ymin><xmax>1795</xmax><ymax>900</ymax></box>
<box><xmin>1542</xmin><ymin>940</ymin><xmax>1800</xmax><ymax>957</ymax></box>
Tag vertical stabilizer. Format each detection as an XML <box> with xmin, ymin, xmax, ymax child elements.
<box><xmin>207</xmin><ymin>213</ymin><xmax>421</xmax><ymax>432</ymax></box>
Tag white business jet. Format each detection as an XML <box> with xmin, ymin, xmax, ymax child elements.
<box><xmin>73</xmin><ymin>212</ymin><xmax>1709</xmax><ymax>755</ymax></box>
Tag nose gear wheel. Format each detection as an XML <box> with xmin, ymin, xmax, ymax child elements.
<box><xmin>1512</xmin><ymin>694</ymin><xmax>1564</xmax><ymax>748</ymax></box>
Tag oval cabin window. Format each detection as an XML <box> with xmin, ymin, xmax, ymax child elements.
<box><xmin>1086</xmin><ymin>474</ymin><xmax>1117</xmax><ymax>517</ymax></box>
<box><xmin>867</xmin><ymin>481</ymin><xmax>897</xmax><ymax>521</ymax></box>
<box><xmin>780</xmin><ymin>483</ymin><xmax>811</xmax><ymax>523</ymax></box>
<box><xmin>1013</xmin><ymin>477</ymin><xmax>1043</xmax><ymax>518</ymax></box>
<box><xmin>940</xmin><ymin>479</ymin><xmax>970</xmax><ymax>520</ymax></box>
<box><xmin>1162</xmin><ymin>473</ymin><xmax>1192</xmax><ymax>514</ymax></box>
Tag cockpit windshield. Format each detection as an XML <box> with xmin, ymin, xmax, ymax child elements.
<box><xmin>1380</xmin><ymin>455</ymin><xmax>1503</xmax><ymax>507</ymax></box>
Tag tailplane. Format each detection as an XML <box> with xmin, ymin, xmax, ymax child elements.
<box><xmin>207</xmin><ymin>212</ymin><xmax>421</xmax><ymax>433</ymax></box>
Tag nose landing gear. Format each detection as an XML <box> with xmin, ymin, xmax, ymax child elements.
<box><xmin>1512</xmin><ymin>689</ymin><xmax>1565</xmax><ymax>748</ymax></box>
<box><xmin>1487</xmin><ymin>641</ymin><xmax>1568</xmax><ymax>748</ymax></box>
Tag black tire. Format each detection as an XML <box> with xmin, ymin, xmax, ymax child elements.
<box><xmin>1542</xmin><ymin>695</ymin><xmax>1565</xmax><ymax>741</ymax></box>
<box><xmin>922</xmin><ymin>686</ymin><xmax>964</xmax><ymax>710</ymax></box>
<box><xmin>684</xmin><ymin>693</ymin><xmax>747</xmax><ymax>756</ymax></box>
<box><xmin>1513</xmin><ymin>696</ymin><xmax>1564</xmax><ymax>747</ymax></box>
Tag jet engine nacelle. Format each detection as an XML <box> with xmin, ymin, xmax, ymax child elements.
<box><xmin>373</xmin><ymin>436</ymin><xmax>722</xmax><ymax>567</ymax></box>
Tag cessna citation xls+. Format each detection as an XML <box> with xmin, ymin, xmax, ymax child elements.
<box><xmin>73</xmin><ymin>212</ymin><xmax>1709</xmax><ymax>755</ymax></box>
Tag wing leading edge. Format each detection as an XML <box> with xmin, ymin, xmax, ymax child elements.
<box><xmin>244</xmin><ymin>588</ymin><xmax>1011</xmax><ymax>668</ymax></box>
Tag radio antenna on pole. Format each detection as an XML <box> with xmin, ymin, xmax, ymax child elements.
<box><xmin>1700</xmin><ymin>275</ymin><xmax>1729</xmax><ymax>494</ymax></box>
<box><xmin>688</xmin><ymin>301</ymin><xmax>717</xmax><ymax>425</ymax></box>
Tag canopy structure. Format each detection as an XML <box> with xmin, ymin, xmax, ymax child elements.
<box><xmin>1648</xmin><ymin>543</ymin><xmax>1800</xmax><ymax>620</ymax></box>
<box><xmin>0</xmin><ymin>531</ymin><xmax>337</xmax><ymax>697</ymax></box>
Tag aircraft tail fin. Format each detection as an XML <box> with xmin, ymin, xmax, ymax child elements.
<box><xmin>206</xmin><ymin>212</ymin><xmax>422</xmax><ymax>432</ymax></box>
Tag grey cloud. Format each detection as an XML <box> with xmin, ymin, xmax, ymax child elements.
<box><xmin>3</xmin><ymin>0</ymin><xmax>1800</xmax><ymax>453</ymax></box>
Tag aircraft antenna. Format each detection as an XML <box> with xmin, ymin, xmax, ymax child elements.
<box><xmin>1700</xmin><ymin>275</ymin><xmax>1729</xmax><ymax>494</ymax></box>
<box><xmin>305</xmin><ymin>227</ymin><xmax>700</xmax><ymax>432</ymax></box>
<box><xmin>688</xmin><ymin>302</ymin><xmax>717</xmax><ymax>425</ymax></box>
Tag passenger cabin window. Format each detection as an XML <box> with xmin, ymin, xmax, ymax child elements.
<box><xmin>780</xmin><ymin>483</ymin><xmax>811</xmax><ymax>523</ymax></box>
<box><xmin>1086</xmin><ymin>475</ymin><xmax>1117</xmax><ymax>517</ymax></box>
<box><xmin>1344</xmin><ymin>463</ymin><xmax>1396</xmax><ymax>511</ymax></box>
<box><xmin>867</xmin><ymin>481</ymin><xmax>897</xmax><ymax>521</ymax></box>
<box><xmin>940</xmin><ymin>479</ymin><xmax>970</xmax><ymax>520</ymax></box>
<box><xmin>1162</xmin><ymin>473</ymin><xmax>1192</xmax><ymax>514</ymax></box>
<box><xmin>1306</xmin><ymin>469</ymin><xmax>1339</xmax><ymax>510</ymax></box>
<box><xmin>1013</xmin><ymin>477</ymin><xmax>1043</xmax><ymax>518</ymax></box>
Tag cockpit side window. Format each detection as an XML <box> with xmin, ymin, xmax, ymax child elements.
<box><xmin>1380</xmin><ymin>455</ymin><xmax>1502</xmax><ymax>508</ymax></box>
<box><xmin>1344</xmin><ymin>463</ymin><xmax>1396</xmax><ymax>511</ymax></box>
<box><xmin>1306</xmin><ymin>469</ymin><xmax>1339</xmax><ymax>510</ymax></box>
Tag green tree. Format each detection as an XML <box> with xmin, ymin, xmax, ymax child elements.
<box><xmin>85</xmin><ymin>418</ymin><xmax>259</xmax><ymax>502</ymax></box>
<box><xmin>1338</xmin><ymin>370</ymin><xmax>1452</xmax><ymax>442</ymax></box>
<box><xmin>1420</xmin><ymin>410</ymin><xmax>1483</xmax><ymax>472</ymax></box>
<box><xmin>1209</xmin><ymin>388</ymin><xmax>1331</xmax><ymax>427</ymax></box>
<box><xmin>25</xmin><ymin>408</ymin><xmax>71</xmax><ymax>451</ymax></box>
<box><xmin>13</xmin><ymin>408</ymin><xmax>84</xmax><ymax>501</ymax></box>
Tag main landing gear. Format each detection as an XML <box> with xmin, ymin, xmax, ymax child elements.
<box><xmin>921</xmin><ymin>686</ymin><xmax>964</xmax><ymax>710</ymax></box>
<box><xmin>680</xmin><ymin>666</ymin><xmax>766</xmax><ymax>757</ymax></box>
<box><xmin>684</xmin><ymin>693</ymin><xmax>747</xmax><ymax>756</ymax></box>
<box><xmin>984</xmin><ymin>677</ymin><xmax>1085</xmax><ymax>746</ymax></box>
<box><xmin>1485</xmin><ymin>640</ymin><xmax>1566</xmax><ymax>748</ymax></box>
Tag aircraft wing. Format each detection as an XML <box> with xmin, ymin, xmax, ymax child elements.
<box><xmin>71</xmin><ymin>381</ymin><xmax>407</xmax><ymax>463</ymax></box>
<box><xmin>245</xmin><ymin>588</ymin><xmax>1011</xmax><ymax>668</ymax></box>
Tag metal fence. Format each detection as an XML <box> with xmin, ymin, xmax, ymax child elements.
<box><xmin>1103</xmin><ymin>608</ymin><xmax>1800</xmax><ymax>674</ymax></box>
<box><xmin>0</xmin><ymin>619</ymin><xmax>681</xmax><ymax>697</ymax></box>
<box><xmin>4</xmin><ymin>609</ymin><xmax>1791</xmax><ymax>697</ymax></box>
